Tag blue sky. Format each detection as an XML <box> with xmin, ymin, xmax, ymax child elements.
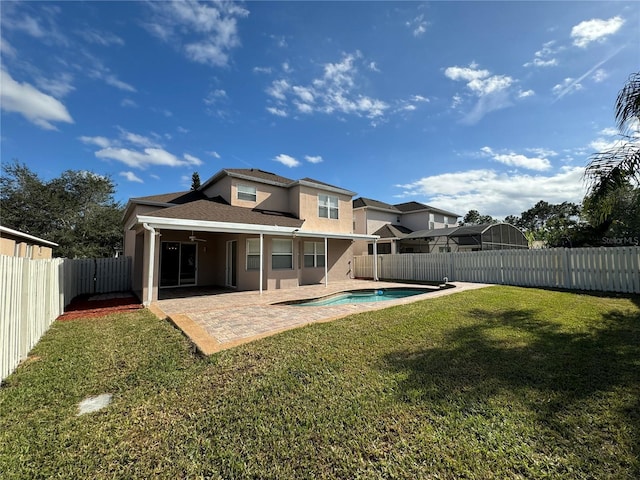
<box><xmin>1</xmin><ymin>1</ymin><xmax>638</xmax><ymax>219</ymax></box>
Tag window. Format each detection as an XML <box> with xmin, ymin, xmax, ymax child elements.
<box><xmin>318</xmin><ymin>194</ymin><xmax>338</xmax><ymax>219</ymax></box>
<box><xmin>304</xmin><ymin>241</ymin><xmax>325</xmax><ymax>268</ymax></box>
<box><xmin>439</xmin><ymin>246</ymin><xmax>451</xmax><ymax>253</ymax></box>
<box><xmin>237</xmin><ymin>184</ymin><xmax>257</xmax><ymax>202</ymax></box>
<box><xmin>246</xmin><ymin>238</ymin><xmax>260</xmax><ymax>270</ymax></box>
<box><xmin>368</xmin><ymin>243</ymin><xmax>391</xmax><ymax>255</ymax></box>
<box><xmin>272</xmin><ymin>238</ymin><xmax>293</xmax><ymax>269</ymax></box>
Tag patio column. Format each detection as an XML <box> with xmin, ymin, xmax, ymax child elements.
<box><xmin>373</xmin><ymin>239</ymin><xmax>379</xmax><ymax>281</ymax></box>
<box><xmin>142</xmin><ymin>223</ymin><xmax>157</xmax><ymax>306</ymax></box>
<box><xmin>324</xmin><ymin>236</ymin><xmax>328</xmax><ymax>287</ymax></box>
<box><xmin>259</xmin><ymin>233</ymin><xmax>264</xmax><ymax>294</ymax></box>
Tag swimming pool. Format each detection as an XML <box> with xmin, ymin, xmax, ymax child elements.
<box><xmin>289</xmin><ymin>287</ymin><xmax>435</xmax><ymax>306</ymax></box>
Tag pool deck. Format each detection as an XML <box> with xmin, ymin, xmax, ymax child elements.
<box><xmin>151</xmin><ymin>280</ymin><xmax>491</xmax><ymax>355</ymax></box>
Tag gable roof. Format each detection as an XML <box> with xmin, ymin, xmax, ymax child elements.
<box><xmin>372</xmin><ymin>224</ymin><xmax>413</xmax><ymax>239</ymax></box>
<box><xmin>144</xmin><ymin>198</ymin><xmax>304</xmax><ymax>228</ymax></box>
<box><xmin>353</xmin><ymin>197</ymin><xmax>460</xmax><ymax>218</ymax></box>
<box><xmin>131</xmin><ymin>189</ymin><xmax>208</xmax><ymax>205</ymax></box>
<box><xmin>352</xmin><ymin>197</ymin><xmax>401</xmax><ymax>212</ymax></box>
<box><xmin>395</xmin><ymin>201</ymin><xmax>460</xmax><ymax>217</ymax></box>
<box><xmin>199</xmin><ymin>168</ymin><xmax>356</xmax><ymax>196</ymax></box>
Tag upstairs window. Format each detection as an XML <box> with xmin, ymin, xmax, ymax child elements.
<box><xmin>318</xmin><ymin>194</ymin><xmax>338</xmax><ymax>219</ymax></box>
<box><xmin>304</xmin><ymin>241</ymin><xmax>325</xmax><ymax>268</ymax></box>
<box><xmin>237</xmin><ymin>184</ymin><xmax>257</xmax><ymax>202</ymax></box>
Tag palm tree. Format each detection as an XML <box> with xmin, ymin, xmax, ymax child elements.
<box><xmin>585</xmin><ymin>72</ymin><xmax>640</xmax><ymax>222</ymax></box>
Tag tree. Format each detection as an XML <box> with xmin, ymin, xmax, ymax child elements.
<box><xmin>191</xmin><ymin>171</ymin><xmax>201</xmax><ymax>190</ymax></box>
<box><xmin>461</xmin><ymin>209</ymin><xmax>495</xmax><ymax>225</ymax></box>
<box><xmin>508</xmin><ymin>200</ymin><xmax>584</xmax><ymax>247</ymax></box>
<box><xmin>1</xmin><ymin>161</ymin><xmax>124</xmax><ymax>258</ymax></box>
<box><xmin>585</xmin><ymin>72</ymin><xmax>640</xmax><ymax>222</ymax></box>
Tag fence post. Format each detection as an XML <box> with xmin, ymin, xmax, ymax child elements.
<box><xmin>563</xmin><ymin>248</ymin><xmax>571</xmax><ymax>290</ymax></box>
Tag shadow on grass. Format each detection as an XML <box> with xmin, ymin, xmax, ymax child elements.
<box><xmin>383</xmin><ymin>306</ymin><xmax>640</xmax><ymax>464</ymax></box>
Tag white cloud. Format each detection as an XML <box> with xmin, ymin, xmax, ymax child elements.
<box><xmin>395</xmin><ymin>166</ymin><xmax>586</xmax><ymax>218</ymax></box>
<box><xmin>145</xmin><ymin>0</ymin><xmax>249</xmax><ymax>67</ymax></box>
<box><xmin>406</xmin><ymin>14</ymin><xmax>428</xmax><ymax>37</ymax></box>
<box><xmin>35</xmin><ymin>73</ymin><xmax>75</xmax><ymax>98</ymax></box>
<box><xmin>119</xmin><ymin>171</ymin><xmax>143</xmax><ymax>183</ymax></box>
<box><xmin>524</xmin><ymin>41</ymin><xmax>559</xmax><ymax>68</ymax></box>
<box><xmin>266</xmin><ymin>52</ymin><xmax>389</xmax><ymax>122</ymax></box>
<box><xmin>121</xmin><ymin>98</ymin><xmax>138</xmax><ymax>108</ymax></box>
<box><xmin>552</xmin><ymin>77</ymin><xmax>583</xmax><ymax>97</ymax></box>
<box><xmin>368</xmin><ymin>62</ymin><xmax>380</xmax><ymax>72</ymax></box>
<box><xmin>253</xmin><ymin>66</ymin><xmax>272</xmax><ymax>74</ymax></box>
<box><xmin>208</xmin><ymin>150</ymin><xmax>221</xmax><ymax>158</ymax></box>
<box><xmin>305</xmin><ymin>155</ymin><xmax>323</xmax><ymax>164</ymax></box>
<box><xmin>79</xmin><ymin>136</ymin><xmax>111</xmax><ymax>148</ymax></box>
<box><xmin>118</xmin><ymin>129</ymin><xmax>159</xmax><ymax>148</ymax></box>
<box><xmin>89</xmin><ymin>66</ymin><xmax>136</xmax><ymax>92</ymax></box>
<box><xmin>267</xmin><ymin>106</ymin><xmax>288</xmax><ymax>117</ymax></box>
<box><xmin>1</xmin><ymin>7</ymin><xmax>68</xmax><ymax>46</ymax></box>
<box><xmin>0</xmin><ymin>69</ymin><xmax>73</xmax><ymax>130</ymax></box>
<box><xmin>95</xmin><ymin>147</ymin><xmax>203</xmax><ymax>169</ymax></box>
<box><xmin>78</xmin><ymin>28</ymin><xmax>124</xmax><ymax>46</ymax></box>
<box><xmin>266</xmin><ymin>79</ymin><xmax>290</xmax><ymax>101</ymax></box>
<box><xmin>273</xmin><ymin>154</ymin><xmax>300</xmax><ymax>168</ymax></box>
<box><xmin>444</xmin><ymin>63</ymin><xmax>517</xmax><ymax>123</ymax></box>
<box><xmin>204</xmin><ymin>89</ymin><xmax>227</xmax><ymax>105</ymax></box>
<box><xmin>571</xmin><ymin>16</ymin><xmax>624</xmax><ymax>48</ymax></box>
<box><xmin>518</xmin><ymin>89</ymin><xmax>535</xmax><ymax>98</ymax></box>
<box><xmin>589</xmin><ymin>137</ymin><xmax>626</xmax><ymax>153</ymax></box>
<box><xmin>81</xmin><ymin>127</ymin><xmax>203</xmax><ymax>170</ymax></box>
<box><xmin>592</xmin><ymin>69</ymin><xmax>608</xmax><ymax>83</ymax></box>
<box><xmin>292</xmin><ymin>86</ymin><xmax>314</xmax><ymax>104</ymax></box>
<box><xmin>481</xmin><ymin>146</ymin><xmax>551</xmax><ymax>171</ymax></box>
<box><xmin>599</xmin><ymin>127</ymin><xmax>618</xmax><ymax>136</ymax></box>
<box><xmin>0</xmin><ymin>36</ymin><xmax>16</xmax><ymax>57</ymax></box>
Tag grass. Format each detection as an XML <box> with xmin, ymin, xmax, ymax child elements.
<box><xmin>1</xmin><ymin>286</ymin><xmax>639</xmax><ymax>479</ymax></box>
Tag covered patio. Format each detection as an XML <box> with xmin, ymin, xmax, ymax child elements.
<box><xmin>151</xmin><ymin>279</ymin><xmax>490</xmax><ymax>354</ymax></box>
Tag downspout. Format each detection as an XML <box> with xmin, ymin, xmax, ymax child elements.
<box><xmin>259</xmin><ymin>233</ymin><xmax>264</xmax><ymax>295</ymax></box>
<box><xmin>142</xmin><ymin>223</ymin><xmax>156</xmax><ymax>307</ymax></box>
<box><xmin>373</xmin><ymin>239</ymin><xmax>379</xmax><ymax>281</ymax></box>
<box><xmin>324</xmin><ymin>236</ymin><xmax>328</xmax><ymax>287</ymax></box>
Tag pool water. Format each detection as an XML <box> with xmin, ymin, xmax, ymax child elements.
<box><xmin>295</xmin><ymin>288</ymin><xmax>432</xmax><ymax>306</ymax></box>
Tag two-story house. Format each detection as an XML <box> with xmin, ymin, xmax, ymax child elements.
<box><xmin>123</xmin><ymin>168</ymin><xmax>378</xmax><ymax>305</ymax></box>
<box><xmin>352</xmin><ymin>197</ymin><xmax>460</xmax><ymax>255</ymax></box>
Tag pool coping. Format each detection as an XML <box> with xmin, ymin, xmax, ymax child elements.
<box><xmin>151</xmin><ymin>280</ymin><xmax>492</xmax><ymax>355</ymax></box>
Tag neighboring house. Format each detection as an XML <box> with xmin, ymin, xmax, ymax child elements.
<box><xmin>0</xmin><ymin>226</ymin><xmax>58</xmax><ymax>259</ymax></box>
<box><xmin>398</xmin><ymin>223</ymin><xmax>529</xmax><ymax>253</ymax></box>
<box><xmin>352</xmin><ymin>197</ymin><xmax>460</xmax><ymax>255</ymax></box>
<box><xmin>123</xmin><ymin>168</ymin><xmax>378</xmax><ymax>305</ymax></box>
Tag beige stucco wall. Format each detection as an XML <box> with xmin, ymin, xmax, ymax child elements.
<box><xmin>365</xmin><ymin>209</ymin><xmax>400</xmax><ymax>234</ymax></box>
<box><xmin>0</xmin><ymin>237</ymin><xmax>15</xmax><ymax>256</ymax></box>
<box><xmin>296</xmin><ymin>185</ymin><xmax>353</xmax><ymax>233</ymax></box>
<box><xmin>202</xmin><ymin>175</ymin><xmax>232</xmax><ymax>204</ymax></box>
<box><xmin>0</xmin><ymin>237</ymin><xmax>54</xmax><ymax>258</ymax></box>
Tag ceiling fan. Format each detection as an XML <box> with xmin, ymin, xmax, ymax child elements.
<box><xmin>189</xmin><ymin>231</ymin><xmax>207</xmax><ymax>242</ymax></box>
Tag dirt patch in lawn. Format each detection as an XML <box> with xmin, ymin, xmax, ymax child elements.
<box><xmin>58</xmin><ymin>292</ymin><xmax>142</xmax><ymax>321</ymax></box>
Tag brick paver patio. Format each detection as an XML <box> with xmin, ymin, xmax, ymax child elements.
<box><xmin>152</xmin><ymin>280</ymin><xmax>490</xmax><ymax>354</ymax></box>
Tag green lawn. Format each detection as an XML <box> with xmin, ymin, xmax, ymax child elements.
<box><xmin>1</xmin><ymin>286</ymin><xmax>639</xmax><ymax>479</ymax></box>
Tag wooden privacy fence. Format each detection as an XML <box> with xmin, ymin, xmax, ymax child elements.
<box><xmin>1</xmin><ymin>255</ymin><xmax>132</xmax><ymax>382</ymax></box>
<box><xmin>62</xmin><ymin>257</ymin><xmax>132</xmax><ymax>301</ymax></box>
<box><xmin>354</xmin><ymin>246</ymin><xmax>640</xmax><ymax>294</ymax></box>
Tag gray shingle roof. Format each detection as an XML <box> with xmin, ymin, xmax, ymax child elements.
<box><xmin>352</xmin><ymin>197</ymin><xmax>401</xmax><ymax>211</ymax></box>
<box><xmin>144</xmin><ymin>199</ymin><xmax>304</xmax><ymax>228</ymax></box>
<box><xmin>131</xmin><ymin>190</ymin><xmax>207</xmax><ymax>205</ymax></box>
<box><xmin>372</xmin><ymin>224</ymin><xmax>413</xmax><ymax>239</ymax></box>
